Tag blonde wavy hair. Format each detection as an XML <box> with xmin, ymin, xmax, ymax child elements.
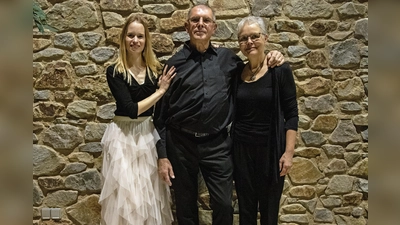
<box><xmin>112</xmin><ymin>14</ymin><xmax>161</xmax><ymax>84</ymax></box>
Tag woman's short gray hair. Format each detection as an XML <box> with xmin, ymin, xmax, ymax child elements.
<box><xmin>237</xmin><ymin>16</ymin><xmax>267</xmax><ymax>36</ymax></box>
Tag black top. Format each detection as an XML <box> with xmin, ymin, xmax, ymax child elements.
<box><xmin>106</xmin><ymin>65</ymin><xmax>157</xmax><ymax>119</ymax></box>
<box><xmin>234</xmin><ymin>63</ymin><xmax>298</xmax><ymax>144</ymax></box>
<box><xmin>154</xmin><ymin>41</ymin><xmax>244</xmax><ymax>158</ymax></box>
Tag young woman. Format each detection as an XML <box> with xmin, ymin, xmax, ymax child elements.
<box><xmin>232</xmin><ymin>16</ymin><xmax>299</xmax><ymax>225</ymax></box>
<box><xmin>99</xmin><ymin>15</ymin><xmax>175</xmax><ymax>225</ymax></box>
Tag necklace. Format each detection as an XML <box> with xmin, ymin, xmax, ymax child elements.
<box><xmin>248</xmin><ymin>54</ymin><xmax>266</xmax><ymax>81</ymax></box>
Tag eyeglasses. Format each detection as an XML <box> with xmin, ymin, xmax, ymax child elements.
<box><xmin>188</xmin><ymin>16</ymin><xmax>215</xmax><ymax>26</ymax></box>
<box><xmin>238</xmin><ymin>33</ymin><xmax>264</xmax><ymax>44</ymax></box>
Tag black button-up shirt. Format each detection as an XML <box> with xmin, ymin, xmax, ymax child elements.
<box><xmin>154</xmin><ymin>41</ymin><xmax>243</xmax><ymax>158</ymax></box>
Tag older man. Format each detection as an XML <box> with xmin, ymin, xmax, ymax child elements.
<box><xmin>154</xmin><ymin>3</ymin><xmax>284</xmax><ymax>225</ymax></box>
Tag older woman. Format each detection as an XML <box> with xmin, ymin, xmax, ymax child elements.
<box><xmin>232</xmin><ymin>16</ymin><xmax>299</xmax><ymax>225</ymax></box>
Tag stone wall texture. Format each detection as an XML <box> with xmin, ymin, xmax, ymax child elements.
<box><xmin>33</xmin><ymin>0</ymin><xmax>368</xmax><ymax>224</ymax></box>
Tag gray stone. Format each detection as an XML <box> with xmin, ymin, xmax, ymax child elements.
<box><xmin>288</xmin><ymin>45</ymin><xmax>311</xmax><ymax>57</ymax></box>
<box><xmin>361</xmin><ymin>129</ymin><xmax>368</xmax><ymax>141</ymax></box>
<box><xmin>47</xmin><ymin>0</ymin><xmax>100</xmax><ymax>32</ymax></box>
<box><xmin>85</xmin><ymin>123</ymin><xmax>107</xmax><ymax>142</ymax></box>
<box><xmin>44</xmin><ymin>190</ymin><xmax>78</xmax><ymax>207</ymax></box>
<box><xmin>34</xmin><ymin>90</ymin><xmax>52</xmax><ymax>101</ymax></box>
<box><xmin>280</xmin><ymin>214</ymin><xmax>309</xmax><ymax>224</ymax></box>
<box><xmin>354</xmin><ymin>178</ymin><xmax>368</xmax><ymax>193</ymax></box>
<box><xmin>311</xmin><ymin>114</ymin><xmax>338</xmax><ymax>133</ymax></box>
<box><xmin>77</xmin><ymin>32</ymin><xmax>103</xmax><ymax>50</ymax></box>
<box><xmin>289</xmin><ymin>185</ymin><xmax>316</xmax><ymax>199</ymax></box>
<box><xmin>212</xmin><ymin>21</ymin><xmax>234</xmax><ymax>40</ymax></box>
<box><xmin>293</xmin><ymin>68</ymin><xmax>319</xmax><ymax>79</ymax></box>
<box><xmin>287</xmin><ymin>57</ymin><xmax>306</xmax><ymax>70</ymax></box>
<box><xmin>323</xmin><ymin>159</ymin><xmax>348</xmax><ymax>175</ymax></box>
<box><xmin>282</xmin><ymin>203</ymin><xmax>306</xmax><ymax>214</ymax></box>
<box><xmin>70</xmin><ymin>50</ymin><xmax>89</xmax><ymax>65</ymax></box>
<box><xmin>75</xmin><ymin>64</ymin><xmax>98</xmax><ymax>76</ymax></box>
<box><xmin>67</xmin><ymin>100</ymin><xmax>97</xmax><ymax>119</ymax></box>
<box><xmin>320</xmin><ymin>195</ymin><xmax>342</xmax><ymax>208</ymax></box>
<box><xmin>33</xmin><ymin>102</ymin><xmax>66</xmax><ymax>119</ymax></box>
<box><xmin>143</xmin><ymin>3</ymin><xmax>175</xmax><ymax>15</ymax></box>
<box><xmin>333</xmin><ymin>70</ymin><xmax>355</xmax><ymax>81</ymax></box>
<box><xmin>300</xmin><ymin>130</ymin><xmax>326</xmax><ymax>147</ymax></box>
<box><xmin>333</xmin><ymin>206</ymin><xmax>352</xmax><ymax>216</ymax></box>
<box><xmin>33</xmin><ymin>48</ymin><xmax>65</xmax><ymax>61</ymax></box>
<box><xmin>349</xmin><ymin>158</ymin><xmax>368</xmax><ymax>178</ymax></box>
<box><xmin>352</xmin><ymin>206</ymin><xmax>365</xmax><ymax>217</ymax></box>
<box><xmin>306</xmin><ymin>50</ymin><xmax>328</xmax><ymax>69</ymax></box>
<box><xmin>329</xmin><ymin>39</ymin><xmax>361</xmax><ymax>69</ymax></box>
<box><xmin>54</xmin><ymin>32</ymin><xmax>77</xmax><ymax>50</ymax></box>
<box><xmin>60</xmin><ymin>162</ymin><xmax>88</xmax><ymax>175</ymax></box>
<box><xmin>325</xmin><ymin>175</ymin><xmax>354</xmax><ymax>195</ymax></box>
<box><xmin>66</xmin><ymin>195</ymin><xmax>101</xmax><ymax>225</ymax></box>
<box><xmin>340</xmin><ymin>102</ymin><xmax>362</xmax><ymax>113</ymax></box>
<box><xmin>172</xmin><ymin>31</ymin><xmax>190</xmax><ymax>42</ymax></box>
<box><xmin>274</xmin><ymin>19</ymin><xmax>305</xmax><ymax>34</ymax></box>
<box><xmin>353</xmin><ymin>114</ymin><xmax>368</xmax><ymax>126</ymax></box>
<box><xmin>100</xmin><ymin>0</ymin><xmax>141</xmax><ymax>12</ymax></box>
<box><xmin>321</xmin><ymin>68</ymin><xmax>334</xmax><ymax>78</ymax></box>
<box><xmin>33</xmin><ymin>62</ymin><xmax>44</xmax><ymax>78</ymax></box>
<box><xmin>299</xmin><ymin>198</ymin><xmax>317</xmax><ymax>213</ymax></box>
<box><xmin>102</xmin><ymin>12</ymin><xmax>125</xmax><ymax>28</ymax></box>
<box><xmin>338</xmin><ymin>21</ymin><xmax>352</xmax><ymax>31</ymax></box>
<box><xmin>294</xmin><ymin>147</ymin><xmax>321</xmax><ymax>158</ymax></box>
<box><xmin>333</xmin><ymin>76</ymin><xmax>365</xmax><ymax>100</ymax></box>
<box><xmin>300</xmin><ymin>94</ymin><xmax>336</xmax><ymax>118</ymax></box>
<box><xmin>42</xmin><ymin>124</ymin><xmax>83</xmax><ymax>150</ymax></box>
<box><xmin>283</xmin><ymin>0</ymin><xmax>333</xmax><ymax>19</ymax></box>
<box><xmin>335</xmin><ymin>215</ymin><xmax>367</xmax><ymax>225</ymax></box>
<box><xmin>310</xmin><ymin>20</ymin><xmax>338</xmax><ymax>36</ymax></box>
<box><xmin>55</xmin><ymin>91</ymin><xmax>75</xmax><ymax>102</ymax></box>
<box><xmin>322</xmin><ymin>144</ymin><xmax>345</xmax><ymax>158</ymax></box>
<box><xmin>268</xmin><ymin>32</ymin><xmax>300</xmax><ymax>45</ymax></box>
<box><xmin>360</xmin><ymin>57</ymin><xmax>368</xmax><ymax>68</ymax></box>
<box><xmin>288</xmin><ymin>157</ymin><xmax>324</xmax><ymax>185</ymax></box>
<box><xmin>35</xmin><ymin>61</ymin><xmax>74</xmax><ymax>90</ymax></box>
<box><xmin>68</xmin><ymin>152</ymin><xmax>95</xmax><ymax>165</ymax></box>
<box><xmin>344</xmin><ymin>152</ymin><xmax>362</xmax><ymax>167</ymax></box>
<box><xmin>89</xmin><ymin>47</ymin><xmax>116</xmax><ymax>63</ymax></box>
<box><xmin>314</xmin><ymin>208</ymin><xmax>334</xmax><ymax>223</ymax></box>
<box><xmin>65</xmin><ymin>169</ymin><xmax>102</xmax><ymax>193</ymax></box>
<box><xmin>298</xmin><ymin>115</ymin><xmax>312</xmax><ymax>129</ymax></box>
<box><xmin>345</xmin><ymin>142</ymin><xmax>365</xmax><ymax>152</ymax></box>
<box><xmin>302</xmin><ymin>36</ymin><xmax>325</xmax><ymax>48</ymax></box>
<box><xmin>327</xmin><ymin>31</ymin><xmax>353</xmax><ymax>41</ymax></box>
<box><xmin>97</xmin><ymin>103</ymin><xmax>116</xmax><ymax>120</ymax></box>
<box><xmin>329</xmin><ymin>120</ymin><xmax>360</xmax><ymax>145</ymax></box>
<box><xmin>360</xmin><ymin>46</ymin><xmax>368</xmax><ymax>57</ymax></box>
<box><xmin>209</xmin><ymin>0</ymin><xmax>249</xmax><ymax>17</ymax></box>
<box><xmin>297</xmin><ymin>77</ymin><xmax>331</xmax><ymax>97</ymax></box>
<box><xmin>33</xmin><ymin>145</ymin><xmax>66</xmax><ymax>176</ymax></box>
<box><xmin>337</xmin><ymin>2</ymin><xmax>367</xmax><ymax>19</ymax></box>
<box><xmin>38</xmin><ymin>176</ymin><xmax>64</xmax><ymax>191</ymax></box>
<box><xmin>79</xmin><ymin>142</ymin><xmax>103</xmax><ymax>153</ymax></box>
<box><xmin>33</xmin><ymin>38</ymin><xmax>52</xmax><ymax>52</ymax></box>
<box><xmin>33</xmin><ymin>180</ymin><xmax>44</xmax><ymax>206</ymax></box>
<box><xmin>75</xmin><ymin>75</ymin><xmax>114</xmax><ymax>102</ymax></box>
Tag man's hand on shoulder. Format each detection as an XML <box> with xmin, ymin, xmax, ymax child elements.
<box><xmin>266</xmin><ymin>50</ymin><xmax>285</xmax><ymax>68</ymax></box>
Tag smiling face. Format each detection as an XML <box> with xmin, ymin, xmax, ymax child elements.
<box><xmin>238</xmin><ymin>22</ymin><xmax>267</xmax><ymax>58</ymax></box>
<box><xmin>185</xmin><ymin>5</ymin><xmax>217</xmax><ymax>44</ymax></box>
<box><xmin>125</xmin><ymin>21</ymin><xmax>146</xmax><ymax>56</ymax></box>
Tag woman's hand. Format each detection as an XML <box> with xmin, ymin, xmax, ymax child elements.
<box><xmin>158</xmin><ymin>65</ymin><xmax>176</xmax><ymax>93</ymax></box>
<box><xmin>279</xmin><ymin>150</ymin><xmax>294</xmax><ymax>176</ymax></box>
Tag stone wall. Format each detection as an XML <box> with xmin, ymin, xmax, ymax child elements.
<box><xmin>33</xmin><ymin>0</ymin><xmax>368</xmax><ymax>224</ymax></box>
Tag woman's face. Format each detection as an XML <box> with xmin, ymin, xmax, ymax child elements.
<box><xmin>125</xmin><ymin>21</ymin><xmax>146</xmax><ymax>55</ymax></box>
<box><xmin>238</xmin><ymin>22</ymin><xmax>267</xmax><ymax>58</ymax></box>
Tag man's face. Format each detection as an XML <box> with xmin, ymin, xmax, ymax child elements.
<box><xmin>185</xmin><ymin>6</ymin><xmax>217</xmax><ymax>43</ymax></box>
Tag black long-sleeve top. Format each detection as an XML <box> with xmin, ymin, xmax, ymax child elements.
<box><xmin>106</xmin><ymin>65</ymin><xmax>157</xmax><ymax>118</ymax></box>
<box><xmin>154</xmin><ymin>41</ymin><xmax>244</xmax><ymax>158</ymax></box>
<box><xmin>234</xmin><ymin>62</ymin><xmax>298</xmax><ymax>144</ymax></box>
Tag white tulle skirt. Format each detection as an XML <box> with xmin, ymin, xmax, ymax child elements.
<box><xmin>99</xmin><ymin>116</ymin><xmax>173</xmax><ymax>225</ymax></box>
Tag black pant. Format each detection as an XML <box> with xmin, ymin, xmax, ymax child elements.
<box><xmin>233</xmin><ymin>140</ymin><xmax>285</xmax><ymax>225</ymax></box>
<box><xmin>167</xmin><ymin>128</ymin><xmax>234</xmax><ymax>225</ymax></box>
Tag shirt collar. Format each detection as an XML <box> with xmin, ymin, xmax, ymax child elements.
<box><xmin>183</xmin><ymin>40</ymin><xmax>218</xmax><ymax>59</ymax></box>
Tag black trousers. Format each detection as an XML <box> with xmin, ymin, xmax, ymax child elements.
<box><xmin>166</xmin><ymin>128</ymin><xmax>234</xmax><ymax>225</ymax></box>
<box><xmin>233</xmin><ymin>140</ymin><xmax>285</xmax><ymax>225</ymax></box>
